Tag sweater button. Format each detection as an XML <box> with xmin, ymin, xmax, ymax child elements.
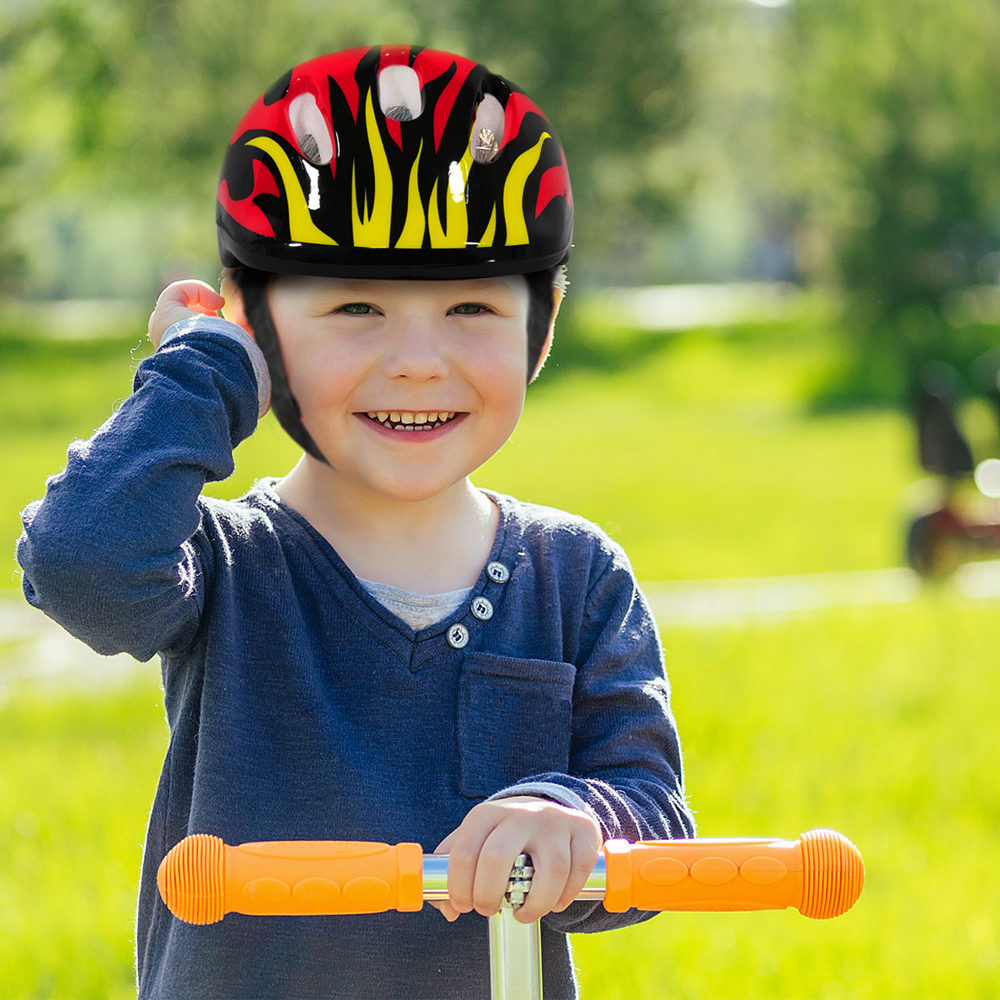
<box><xmin>471</xmin><ymin>596</ymin><xmax>494</xmax><ymax>621</ymax></box>
<box><xmin>446</xmin><ymin>623</ymin><xmax>470</xmax><ymax>649</ymax></box>
<box><xmin>486</xmin><ymin>561</ymin><xmax>510</xmax><ymax>583</ymax></box>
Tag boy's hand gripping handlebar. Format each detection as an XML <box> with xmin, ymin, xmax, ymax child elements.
<box><xmin>157</xmin><ymin>828</ymin><xmax>863</xmax><ymax>925</ymax></box>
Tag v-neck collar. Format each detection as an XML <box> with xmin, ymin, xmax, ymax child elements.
<box><xmin>247</xmin><ymin>481</ymin><xmax>517</xmax><ymax>671</ymax></box>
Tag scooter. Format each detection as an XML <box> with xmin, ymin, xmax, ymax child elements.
<box><xmin>906</xmin><ymin>358</ymin><xmax>1000</xmax><ymax>577</ymax></box>
<box><xmin>158</xmin><ymin>827</ymin><xmax>864</xmax><ymax>1000</ymax></box>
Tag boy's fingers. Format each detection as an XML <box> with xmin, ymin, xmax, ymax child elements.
<box><xmin>438</xmin><ymin>826</ymin><xmax>490</xmax><ymax>915</ymax></box>
<box><xmin>511</xmin><ymin>843</ymin><xmax>571</xmax><ymax>923</ymax></box>
<box><xmin>160</xmin><ymin>279</ymin><xmax>224</xmax><ymax>314</ymax></box>
<box><xmin>551</xmin><ymin>832</ymin><xmax>602</xmax><ymax>913</ymax></box>
<box><xmin>432</xmin><ymin>830</ymin><xmax>456</xmax><ymax>855</ymax></box>
<box><xmin>429</xmin><ymin>900</ymin><xmax>461</xmax><ymax>923</ymax></box>
<box><xmin>148</xmin><ymin>280</ymin><xmax>226</xmax><ymax>349</ymax></box>
<box><xmin>182</xmin><ymin>280</ymin><xmax>226</xmax><ymax>314</ymax></box>
<box><xmin>470</xmin><ymin>825</ymin><xmax>530</xmax><ymax>917</ymax></box>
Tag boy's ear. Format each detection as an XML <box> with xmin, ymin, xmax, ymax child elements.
<box><xmin>529</xmin><ymin>283</ymin><xmax>564</xmax><ymax>383</ymax></box>
<box><xmin>220</xmin><ymin>275</ymin><xmax>255</xmax><ymax>340</ymax></box>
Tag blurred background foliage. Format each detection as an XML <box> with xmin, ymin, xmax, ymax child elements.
<box><xmin>0</xmin><ymin>0</ymin><xmax>698</xmax><ymax>293</ymax></box>
<box><xmin>4</xmin><ymin>0</ymin><xmax>1000</xmax><ymax>406</ymax></box>
<box><xmin>778</xmin><ymin>0</ymin><xmax>1000</xmax><ymax>402</ymax></box>
<box><xmin>3</xmin><ymin>0</ymin><xmax>1000</xmax><ymax>388</ymax></box>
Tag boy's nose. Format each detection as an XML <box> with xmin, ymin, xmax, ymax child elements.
<box><xmin>382</xmin><ymin>320</ymin><xmax>450</xmax><ymax>381</ymax></box>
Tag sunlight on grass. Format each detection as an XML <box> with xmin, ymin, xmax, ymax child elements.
<box><xmin>572</xmin><ymin>596</ymin><xmax>1000</xmax><ymax>999</ymax></box>
<box><xmin>0</xmin><ymin>675</ymin><xmax>167</xmax><ymax>999</ymax></box>
<box><xmin>5</xmin><ymin>311</ymin><xmax>987</xmax><ymax>999</ymax></box>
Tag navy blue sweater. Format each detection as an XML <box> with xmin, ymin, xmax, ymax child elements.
<box><xmin>17</xmin><ymin>326</ymin><xmax>694</xmax><ymax>999</ymax></box>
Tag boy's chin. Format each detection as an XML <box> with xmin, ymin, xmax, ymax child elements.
<box><xmin>305</xmin><ymin>456</ymin><xmax>470</xmax><ymax>505</ymax></box>
<box><xmin>368</xmin><ymin>476</ymin><xmax>470</xmax><ymax>505</ymax></box>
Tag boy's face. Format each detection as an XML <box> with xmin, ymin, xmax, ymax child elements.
<box><xmin>267</xmin><ymin>274</ymin><xmax>531</xmax><ymax>503</ymax></box>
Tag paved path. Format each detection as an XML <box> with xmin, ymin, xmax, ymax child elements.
<box><xmin>3</xmin><ymin>561</ymin><xmax>1000</xmax><ymax>694</ymax></box>
<box><xmin>643</xmin><ymin>560</ymin><xmax>1000</xmax><ymax>625</ymax></box>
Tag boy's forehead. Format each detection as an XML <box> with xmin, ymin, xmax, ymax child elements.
<box><xmin>277</xmin><ymin>273</ymin><xmax>528</xmax><ymax>298</ymax></box>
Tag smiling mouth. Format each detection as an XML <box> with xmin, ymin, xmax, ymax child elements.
<box><xmin>365</xmin><ymin>410</ymin><xmax>459</xmax><ymax>431</ymax></box>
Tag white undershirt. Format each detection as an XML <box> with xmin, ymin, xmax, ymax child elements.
<box><xmin>358</xmin><ymin>578</ymin><xmax>473</xmax><ymax>630</ymax></box>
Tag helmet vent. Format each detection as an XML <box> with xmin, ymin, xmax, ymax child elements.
<box><xmin>471</xmin><ymin>95</ymin><xmax>505</xmax><ymax>163</ymax></box>
<box><xmin>378</xmin><ymin>65</ymin><xmax>422</xmax><ymax>122</ymax></box>
<box><xmin>288</xmin><ymin>92</ymin><xmax>334</xmax><ymax>166</ymax></box>
<box><xmin>299</xmin><ymin>133</ymin><xmax>322</xmax><ymax>163</ymax></box>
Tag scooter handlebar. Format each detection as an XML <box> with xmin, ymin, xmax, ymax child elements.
<box><xmin>157</xmin><ymin>829</ymin><xmax>863</xmax><ymax>926</ymax></box>
<box><xmin>157</xmin><ymin>837</ymin><xmax>425</xmax><ymax>924</ymax></box>
<box><xmin>601</xmin><ymin>829</ymin><xmax>863</xmax><ymax>919</ymax></box>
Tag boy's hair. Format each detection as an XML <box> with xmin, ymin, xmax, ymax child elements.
<box><xmin>226</xmin><ymin>264</ymin><xmax>565</xmax><ymax>462</ymax></box>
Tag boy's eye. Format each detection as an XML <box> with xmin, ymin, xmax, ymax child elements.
<box><xmin>449</xmin><ymin>303</ymin><xmax>492</xmax><ymax>315</ymax></box>
<box><xmin>337</xmin><ymin>302</ymin><xmax>378</xmax><ymax>315</ymax></box>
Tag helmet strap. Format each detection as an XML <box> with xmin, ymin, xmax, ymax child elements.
<box><xmin>525</xmin><ymin>267</ymin><xmax>557</xmax><ymax>380</ymax></box>
<box><xmin>237</xmin><ymin>268</ymin><xmax>330</xmax><ymax>465</ymax></box>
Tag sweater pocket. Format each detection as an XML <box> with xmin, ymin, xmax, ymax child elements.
<box><xmin>457</xmin><ymin>652</ymin><xmax>577</xmax><ymax>799</ymax></box>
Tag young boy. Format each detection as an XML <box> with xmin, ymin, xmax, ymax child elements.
<box><xmin>17</xmin><ymin>46</ymin><xmax>694</xmax><ymax>999</ymax></box>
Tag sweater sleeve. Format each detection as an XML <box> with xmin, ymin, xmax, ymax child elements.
<box><xmin>16</xmin><ymin>318</ymin><xmax>264</xmax><ymax>661</ymax></box>
<box><xmin>491</xmin><ymin>545</ymin><xmax>696</xmax><ymax>934</ymax></box>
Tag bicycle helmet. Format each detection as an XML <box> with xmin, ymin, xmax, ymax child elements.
<box><xmin>217</xmin><ymin>45</ymin><xmax>572</xmax><ymax>461</ymax></box>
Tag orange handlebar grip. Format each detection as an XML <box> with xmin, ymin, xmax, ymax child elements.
<box><xmin>157</xmin><ymin>835</ymin><xmax>424</xmax><ymax>924</ymax></box>
<box><xmin>603</xmin><ymin>828</ymin><xmax>863</xmax><ymax>919</ymax></box>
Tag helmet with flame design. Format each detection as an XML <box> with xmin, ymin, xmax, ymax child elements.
<box><xmin>218</xmin><ymin>45</ymin><xmax>572</xmax><ymax>461</ymax></box>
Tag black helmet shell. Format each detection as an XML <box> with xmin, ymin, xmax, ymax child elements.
<box><xmin>217</xmin><ymin>45</ymin><xmax>573</xmax><ymax>278</ymax></box>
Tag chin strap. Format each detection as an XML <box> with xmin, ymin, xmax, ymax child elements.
<box><xmin>524</xmin><ymin>268</ymin><xmax>556</xmax><ymax>379</ymax></box>
<box><xmin>238</xmin><ymin>269</ymin><xmax>330</xmax><ymax>465</ymax></box>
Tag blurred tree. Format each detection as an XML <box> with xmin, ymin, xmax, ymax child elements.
<box><xmin>778</xmin><ymin>0</ymin><xmax>1000</xmax><ymax>402</ymax></box>
<box><xmin>0</xmin><ymin>0</ymin><xmax>697</xmax><ymax>298</ymax></box>
<box><xmin>447</xmin><ymin>0</ymin><xmax>698</xmax><ymax>283</ymax></box>
<box><xmin>0</xmin><ymin>10</ymin><xmax>30</xmax><ymax>293</ymax></box>
<box><xmin>0</xmin><ymin>0</ymin><xmax>383</xmax><ymax>296</ymax></box>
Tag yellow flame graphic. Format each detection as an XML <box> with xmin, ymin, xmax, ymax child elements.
<box><xmin>429</xmin><ymin>147</ymin><xmax>474</xmax><ymax>248</ymax></box>
<box><xmin>352</xmin><ymin>91</ymin><xmax>394</xmax><ymax>247</ymax></box>
<box><xmin>478</xmin><ymin>205</ymin><xmax>497</xmax><ymax>248</ymax></box>
<box><xmin>503</xmin><ymin>132</ymin><xmax>550</xmax><ymax>245</ymax></box>
<box><xmin>247</xmin><ymin>106</ymin><xmax>548</xmax><ymax>254</ymax></box>
<box><xmin>246</xmin><ymin>136</ymin><xmax>337</xmax><ymax>245</ymax></box>
<box><xmin>395</xmin><ymin>140</ymin><xmax>425</xmax><ymax>249</ymax></box>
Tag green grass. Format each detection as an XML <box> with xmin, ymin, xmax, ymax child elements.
<box><xmin>0</xmin><ymin>677</ymin><xmax>167</xmax><ymax>999</ymax></box>
<box><xmin>0</xmin><ymin>329</ymin><xmax>144</xmax><ymax>590</ymax></box>
<box><xmin>573</xmin><ymin>597</ymin><xmax>1000</xmax><ymax>999</ymax></box>
<box><xmin>478</xmin><ymin>318</ymin><xmax>917</xmax><ymax>580</ymax></box>
<box><xmin>6</xmin><ymin>306</ymin><xmax>995</xmax><ymax>997</ymax></box>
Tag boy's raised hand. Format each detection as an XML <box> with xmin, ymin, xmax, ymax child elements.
<box><xmin>148</xmin><ymin>280</ymin><xmax>226</xmax><ymax>349</ymax></box>
<box><xmin>433</xmin><ymin>796</ymin><xmax>602</xmax><ymax>925</ymax></box>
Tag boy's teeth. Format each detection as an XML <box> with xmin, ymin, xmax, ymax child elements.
<box><xmin>368</xmin><ymin>410</ymin><xmax>458</xmax><ymax>428</ymax></box>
